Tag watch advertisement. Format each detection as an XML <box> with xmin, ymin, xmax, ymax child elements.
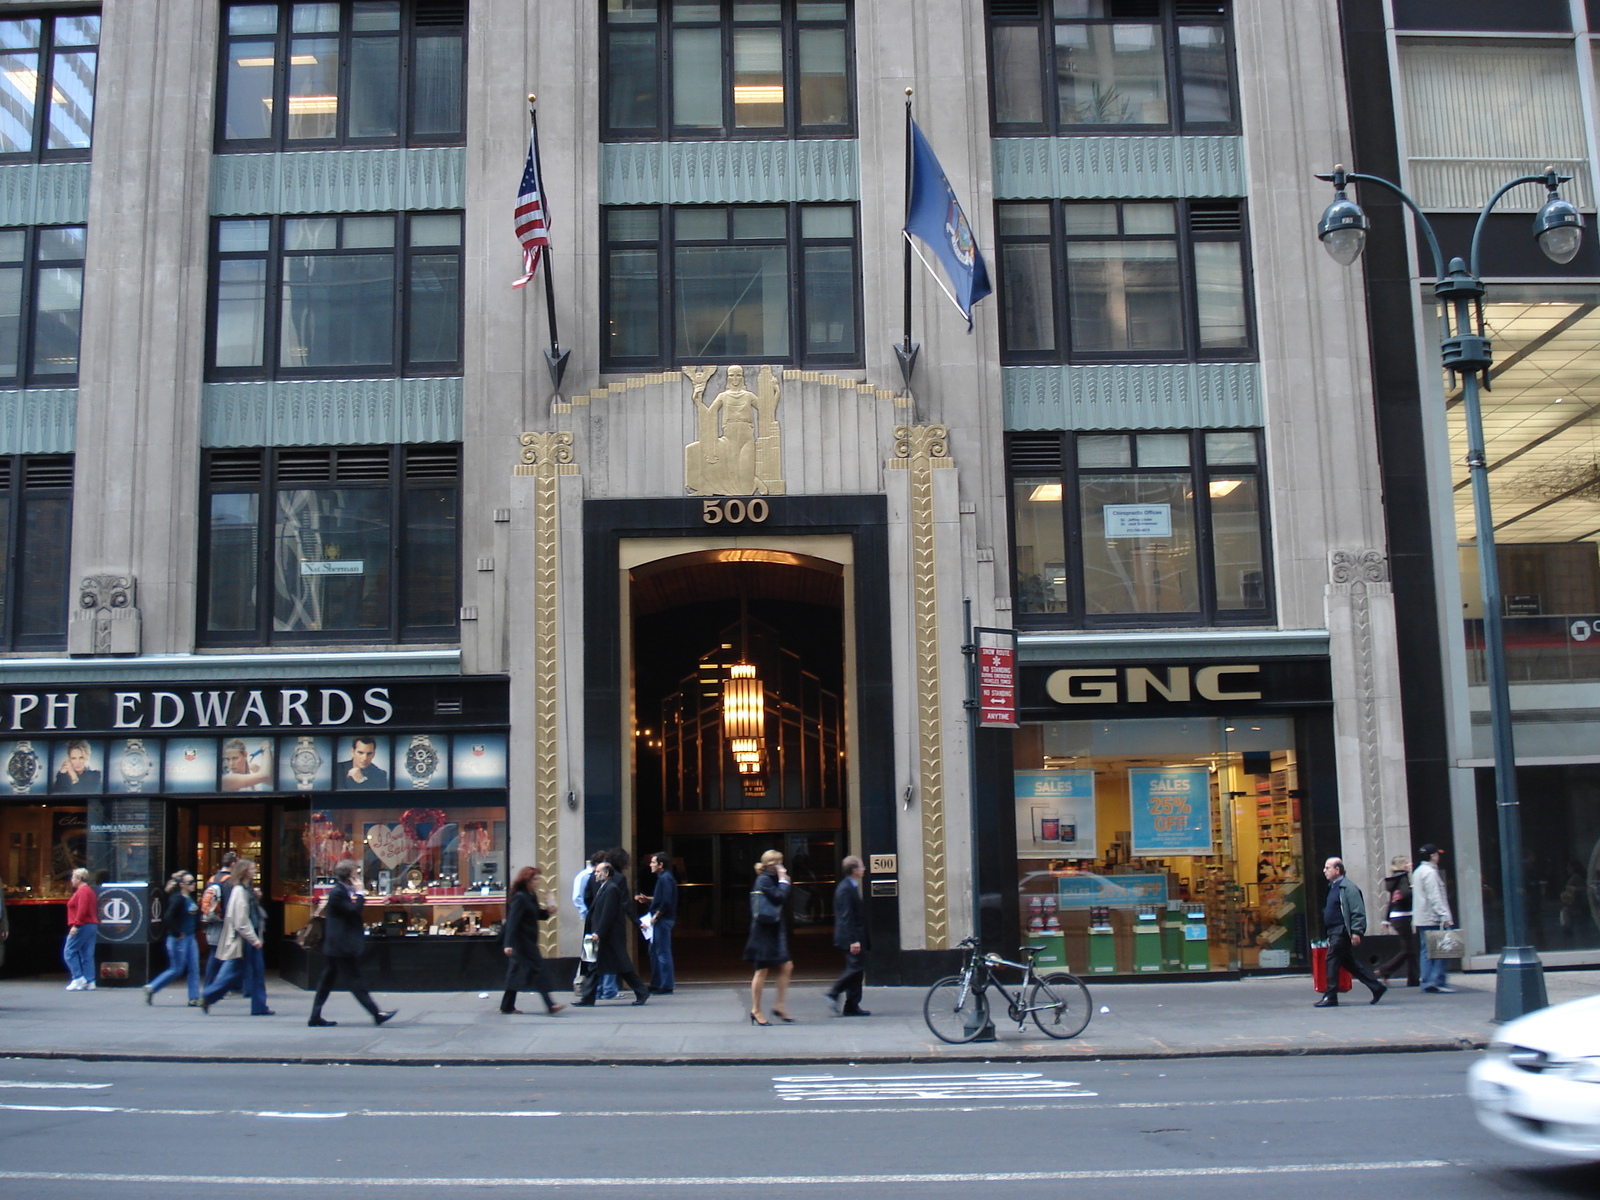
<box><xmin>334</xmin><ymin>734</ymin><xmax>390</xmax><ymax>791</ymax></box>
<box><xmin>163</xmin><ymin>739</ymin><xmax>220</xmax><ymax>793</ymax></box>
<box><xmin>449</xmin><ymin>734</ymin><xmax>507</xmax><ymax>789</ymax></box>
<box><xmin>278</xmin><ymin>736</ymin><xmax>333</xmax><ymax>792</ymax></box>
<box><xmin>1129</xmin><ymin>767</ymin><xmax>1214</xmax><ymax>856</ymax></box>
<box><xmin>106</xmin><ymin>738</ymin><xmax>163</xmax><ymax>794</ymax></box>
<box><xmin>1</xmin><ymin>740</ymin><xmax>46</xmax><ymax>795</ymax></box>
<box><xmin>398</xmin><ymin>734</ymin><xmax>450</xmax><ymax>791</ymax></box>
<box><xmin>50</xmin><ymin>740</ymin><xmax>105</xmax><ymax>795</ymax></box>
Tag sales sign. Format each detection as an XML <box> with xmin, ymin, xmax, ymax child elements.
<box><xmin>1015</xmin><ymin>769</ymin><xmax>1096</xmax><ymax>858</ymax></box>
<box><xmin>978</xmin><ymin>646</ymin><xmax>1017</xmax><ymax>727</ymax></box>
<box><xmin>1128</xmin><ymin>767</ymin><xmax>1213</xmax><ymax>856</ymax></box>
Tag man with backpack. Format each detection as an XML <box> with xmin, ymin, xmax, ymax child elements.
<box><xmin>199</xmin><ymin>851</ymin><xmax>237</xmax><ymax>989</ymax></box>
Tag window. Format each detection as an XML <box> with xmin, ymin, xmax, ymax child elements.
<box><xmin>218</xmin><ymin>1</ymin><xmax>465</xmax><ymax>150</ymax></box>
<box><xmin>0</xmin><ymin>455</ymin><xmax>73</xmax><ymax>650</ymax></box>
<box><xmin>199</xmin><ymin>444</ymin><xmax>459</xmax><ymax>645</ymax></box>
<box><xmin>997</xmin><ymin>199</ymin><xmax>1250</xmax><ymax>362</ymax></box>
<box><xmin>0</xmin><ymin>12</ymin><xmax>98</xmax><ymax>160</ymax></box>
<box><xmin>208</xmin><ymin>212</ymin><xmax>462</xmax><ymax>379</ymax></box>
<box><xmin>987</xmin><ymin>0</ymin><xmax>1236</xmax><ymax>135</ymax></box>
<box><xmin>603</xmin><ymin>203</ymin><xmax>861</xmax><ymax>368</ymax></box>
<box><xmin>0</xmin><ymin>225</ymin><xmax>86</xmax><ymax>384</ymax></box>
<box><xmin>603</xmin><ymin>0</ymin><xmax>853</xmax><ymax>140</ymax></box>
<box><xmin>1008</xmin><ymin>429</ymin><xmax>1270</xmax><ymax>627</ymax></box>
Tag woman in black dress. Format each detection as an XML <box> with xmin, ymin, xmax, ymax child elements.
<box><xmin>744</xmin><ymin>849</ymin><xmax>793</xmax><ymax>1025</ymax></box>
<box><xmin>501</xmin><ymin>866</ymin><xmax>564</xmax><ymax>1014</ymax></box>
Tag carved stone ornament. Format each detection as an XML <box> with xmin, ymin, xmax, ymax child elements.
<box><xmin>67</xmin><ymin>574</ymin><xmax>141</xmax><ymax>656</ymax></box>
<box><xmin>684</xmin><ymin>365</ymin><xmax>785</xmax><ymax>496</ymax></box>
<box><xmin>1329</xmin><ymin>549</ymin><xmax>1389</xmax><ymax>586</ymax></box>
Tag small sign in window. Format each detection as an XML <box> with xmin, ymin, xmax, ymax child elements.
<box><xmin>300</xmin><ymin>561</ymin><xmax>365</xmax><ymax>576</ymax></box>
<box><xmin>1103</xmin><ymin>504</ymin><xmax>1172</xmax><ymax>538</ymax></box>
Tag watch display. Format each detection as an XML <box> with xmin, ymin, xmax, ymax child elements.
<box><xmin>290</xmin><ymin>736</ymin><xmax>324</xmax><ymax>791</ymax></box>
<box><xmin>6</xmin><ymin>740</ymin><xmax>41</xmax><ymax>794</ymax></box>
<box><xmin>403</xmin><ymin>733</ymin><xmax>444</xmax><ymax>789</ymax></box>
<box><xmin>118</xmin><ymin>739</ymin><xmax>151</xmax><ymax>793</ymax></box>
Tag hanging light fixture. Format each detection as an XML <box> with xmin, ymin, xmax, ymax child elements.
<box><xmin>723</xmin><ymin>662</ymin><xmax>765</xmax><ymax>776</ymax></box>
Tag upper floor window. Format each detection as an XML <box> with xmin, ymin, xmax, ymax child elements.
<box><xmin>604</xmin><ymin>0</ymin><xmax>853</xmax><ymax>140</ymax></box>
<box><xmin>988</xmin><ymin>0</ymin><xmax>1236</xmax><ymax>135</ymax></box>
<box><xmin>208</xmin><ymin>211</ymin><xmax>462</xmax><ymax>379</ymax></box>
<box><xmin>0</xmin><ymin>12</ymin><xmax>98</xmax><ymax>161</ymax></box>
<box><xmin>603</xmin><ymin>202</ymin><xmax>860</xmax><ymax>369</ymax></box>
<box><xmin>1008</xmin><ymin>429</ymin><xmax>1271</xmax><ymax>627</ymax></box>
<box><xmin>218</xmin><ymin>0</ymin><xmax>465</xmax><ymax>151</ymax></box>
<box><xmin>0</xmin><ymin>455</ymin><xmax>72</xmax><ymax>650</ymax></box>
<box><xmin>997</xmin><ymin>199</ymin><xmax>1251</xmax><ymax>363</ymax></box>
<box><xmin>0</xmin><ymin>224</ymin><xmax>85</xmax><ymax>385</ymax></box>
<box><xmin>199</xmin><ymin>444</ymin><xmax>459</xmax><ymax>646</ymax></box>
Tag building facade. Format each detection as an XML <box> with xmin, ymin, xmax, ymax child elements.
<box><xmin>0</xmin><ymin>0</ymin><xmax>1417</xmax><ymax>987</ymax></box>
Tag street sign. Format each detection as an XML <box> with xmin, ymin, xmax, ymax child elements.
<box><xmin>978</xmin><ymin>645</ymin><xmax>1017</xmax><ymax>727</ymax></box>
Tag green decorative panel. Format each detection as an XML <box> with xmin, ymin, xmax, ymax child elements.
<box><xmin>992</xmin><ymin>136</ymin><xmax>1246</xmax><ymax>200</ymax></box>
<box><xmin>0</xmin><ymin>162</ymin><xmax>92</xmax><ymax>226</ymax></box>
<box><xmin>1003</xmin><ymin>363</ymin><xmax>1262</xmax><ymax>431</ymax></box>
<box><xmin>211</xmin><ymin>148</ymin><xmax>466</xmax><ymax>216</ymax></box>
<box><xmin>202</xmin><ymin>377</ymin><xmax>463</xmax><ymax>447</ymax></box>
<box><xmin>601</xmin><ymin>139</ymin><xmax>859</xmax><ymax>204</ymax></box>
<box><xmin>0</xmin><ymin>388</ymin><xmax>76</xmax><ymax>453</ymax></box>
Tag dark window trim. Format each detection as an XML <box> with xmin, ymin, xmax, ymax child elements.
<box><xmin>0</xmin><ymin>453</ymin><xmax>74</xmax><ymax>650</ymax></box>
<box><xmin>214</xmin><ymin>0</ymin><xmax>467</xmax><ymax>154</ymax></box>
<box><xmin>0</xmin><ymin>7</ymin><xmax>99</xmax><ymax>165</ymax></box>
<box><xmin>0</xmin><ymin>223</ymin><xmax>87</xmax><ymax>387</ymax></box>
<box><xmin>601</xmin><ymin>0</ymin><xmax>857</xmax><ymax>142</ymax></box>
<box><xmin>1005</xmin><ymin>427</ymin><xmax>1275</xmax><ymax>630</ymax></box>
<box><xmin>196</xmin><ymin>443</ymin><xmax>461</xmax><ymax>648</ymax></box>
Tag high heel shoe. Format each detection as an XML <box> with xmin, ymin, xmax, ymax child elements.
<box><xmin>771</xmin><ymin>1008</ymin><xmax>795</xmax><ymax>1023</ymax></box>
<box><xmin>748</xmin><ymin>1010</ymin><xmax>770</xmax><ymax>1026</ymax></box>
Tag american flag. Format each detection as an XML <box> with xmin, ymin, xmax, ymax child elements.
<box><xmin>512</xmin><ymin>125</ymin><xmax>548</xmax><ymax>288</ymax></box>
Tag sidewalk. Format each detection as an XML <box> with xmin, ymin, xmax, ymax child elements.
<box><xmin>2</xmin><ymin>970</ymin><xmax>1596</xmax><ymax>1066</ymax></box>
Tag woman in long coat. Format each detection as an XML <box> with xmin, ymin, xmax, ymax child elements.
<box><xmin>574</xmin><ymin>862</ymin><xmax>650</xmax><ymax>1005</ymax></box>
<box><xmin>501</xmin><ymin>865</ymin><xmax>563</xmax><ymax>1014</ymax></box>
<box><xmin>744</xmin><ymin>849</ymin><xmax>793</xmax><ymax>1025</ymax></box>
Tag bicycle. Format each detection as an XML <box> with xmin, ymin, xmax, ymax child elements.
<box><xmin>922</xmin><ymin>936</ymin><xmax>1092</xmax><ymax>1044</ymax></box>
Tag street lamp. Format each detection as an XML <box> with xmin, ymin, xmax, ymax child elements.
<box><xmin>1314</xmin><ymin>164</ymin><xmax>1584</xmax><ymax>1022</ymax></box>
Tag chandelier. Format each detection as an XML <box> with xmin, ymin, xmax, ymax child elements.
<box><xmin>723</xmin><ymin>662</ymin><xmax>766</xmax><ymax>792</ymax></box>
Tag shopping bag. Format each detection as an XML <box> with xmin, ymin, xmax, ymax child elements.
<box><xmin>1425</xmin><ymin>928</ymin><xmax>1465</xmax><ymax>958</ymax></box>
<box><xmin>1311</xmin><ymin>943</ymin><xmax>1353</xmax><ymax>992</ymax></box>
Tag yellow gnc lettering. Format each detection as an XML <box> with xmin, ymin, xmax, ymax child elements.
<box><xmin>1045</xmin><ymin>668</ymin><xmax>1118</xmax><ymax>704</ymax></box>
<box><xmin>1195</xmin><ymin>664</ymin><xmax>1262</xmax><ymax>701</ymax></box>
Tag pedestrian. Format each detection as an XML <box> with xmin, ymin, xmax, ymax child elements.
<box><xmin>573</xmin><ymin>862</ymin><xmax>650</xmax><ymax>1006</ymax></box>
<box><xmin>1316</xmin><ymin>856</ymin><xmax>1386</xmax><ymax>1007</ymax></box>
<box><xmin>635</xmin><ymin>851</ymin><xmax>677</xmax><ymax>994</ymax></box>
<box><xmin>1377</xmin><ymin>854</ymin><xmax>1418</xmax><ymax>987</ymax></box>
<box><xmin>1413</xmin><ymin>843</ymin><xmax>1457</xmax><ymax>993</ymax></box>
<box><xmin>308</xmin><ymin>859</ymin><xmax>396</xmax><ymax>1027</ymax></box>
<box><xmin>574</xmin><ymin>850</ymin><xmax>617</xmax><ymax>1001</ymax></box>
<box><xmin>199</xmin><ymin>851</ymin><xmax>237</xmax><ymax>989</ymax></box>
<box><xmin>144</xmin><ymin>871</ymin><xmax>201</xmax><ymax>1006</ymax></box>
<box><xmin>199</xmin><ymin>858</ymin><xmax>273</xmax><ymax>1015</ymax></box>
<box><xmin>823</xmin><ymin>855</ymin><xmax>870</xmax><ymax>1017</ymax></box>
<box><xmin>0</xmin><ymin>869</ymin><xmax>8</xmax><ymax>974</ymax></box>
<box><xmin>63</xmin><ymin>866</ymin><xmax>97</xmax><ymax>991</ymax></box>
<box><xmin>500</xmin><ymin>865</ymin><xmax>563</xmax><ymax>1015</ymax></box>
<box><xmin>745</xmin><ymin>849</ymin><xmax>793</xmax><ymax>1025</ymax></box>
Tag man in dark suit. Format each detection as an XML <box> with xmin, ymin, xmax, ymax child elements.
<box><xmin>307</xmin><ymin>859</ymin><xmax>396</xmax><ymax>1027</ymax></box>
<box><xmin>336</xmin><ymin>736</ymin><xmax>389</xmax><ymax>790</ymax></box>
<box><xmin>824</xmin><ymin>855</ymin><xmax>870</xmax><ymax>1016</ymax></box>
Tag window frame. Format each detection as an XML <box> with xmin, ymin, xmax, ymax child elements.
<box><xmin>0</xmin><ymin>9</ymin><xmax>99</xmax><ymax>163</ymax></box>
<box><xmin>600</xmin><ymin>201</ymin><xmax>864</xmax><ymax>370</ymax></box>
<box><xmin>1006</xmin><ymin>428</ymin><xmax>1274</xmax><ymax>630</ymax></box>
<box><xmin>600</xmin><ymin>0</ymin><xmax>856</xmax><ymax>142</ymax></box>
<box><xmin>196</xmin><ymin>444</ymin><xmax>461</xmax><ymax>647</ymax></box>
<box><xmin>205</xmin><ymin>211</ymin><xmax>464</xmax><ymax>381</ymax></box>
<box><xmin>214</xmin><ymin>0</ymin><xmax>467</xmax><ymax>153</ymax></box>
<box><xmin>985</xmin><ymin>0</ymin><xmax>1239</xmax><ymax>138</ymax></box>
<box><xmin>995</xmin><ymin>198</ymin><xmax>1256</xmax><ymax>364</ymax></box>
<box><xmin>0</xmin><ymin>454</ymin><xmax>74</xmax><ymax>651</ymax></box>
<box><xmin>0</xmin><ymin>223</ymin><xmax>87</xmax><ymax>386</ymax></box>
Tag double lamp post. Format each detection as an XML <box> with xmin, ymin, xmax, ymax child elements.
<box><xmin>1315</xmin><ymin>163</ymin><xmax>1585</xmax><ymax>1021</ymax></box>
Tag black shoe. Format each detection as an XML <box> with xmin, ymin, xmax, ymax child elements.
<box><xmin>143</xmin><ymin>986</ymin><xmax>154</xmax><ymax>1006</ymax></box>
<box><xmin>374</xmin><ymin>1010</ymin><xmax>397</xmax><ymax>1025</ymax></box>
<box><xmin>308</xmin><ymin>1016</ymin><xmax>337</xmax><ymax>1027</ymax></box>
<box><xmin>1369</xmin><ymin>983</ymin><xmax>1387</xmax><ymax>1005</ymax></box>
<box><xmin>631</xmin><ymin>991</ymin><xmax>650</xmax><ymax>1006</ymax></box>
<box><xmin>500</xmin><ymin>1007</ymin><xmax>523</xmax><ymax>1015</ymax></box>
<box><xmin>841</xmin><ymin>1007</ymin><xmax>871</xmax><ymax>1017</ymax></box>
<box><xmin>574</xmin><ymin>997</ymin><xmax>595</xmax><ymax>1007</ymax></box>
<box><xmin>1314</xmin><ymin>995</ymin><xmax>1338</xmax><ymax>1007</ymax></box>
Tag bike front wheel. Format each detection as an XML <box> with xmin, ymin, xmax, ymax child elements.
<box><xmin>923</xmin><ymin>974</ymin><xmax>990</xmax><ymax>1044</ymax></box>
<box><xmin>1027</xmin><ymin>972</ymin><xmax>1092</xmax><ymax>1039</ymax></box>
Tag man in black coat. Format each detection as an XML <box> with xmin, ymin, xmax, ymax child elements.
<box><xmin>824</xmin><ymin>855</ymin><xmax>871</xmax><ymax>1016</ymax></box>
<box><xmin>574</xmin><ymin>863</ymin><xmax>650</xmax><ymax>1006</ymax></box>
<box><xmin>308</xmin><ymin>859</ymin><xmax>396</xmax><ymax>1027</ymax></box>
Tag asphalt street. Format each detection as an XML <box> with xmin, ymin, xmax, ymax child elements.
<box><xmin>1</xmin><ymin>1051</ymin><xmax>1596</xmax><ymax>1198</ymax></box>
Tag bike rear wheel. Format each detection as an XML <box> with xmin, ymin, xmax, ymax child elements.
<box><xmin>1027</xmin><ymin>972</ymin><xmax>1092</xmax><ymax>1039</ymax></box>
<box><xmin>923</xmin><ymin>974</ymin><xmax>990</xmax><ymax>1044</ymax></box>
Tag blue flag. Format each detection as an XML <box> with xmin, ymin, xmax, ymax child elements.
<box><xmin>904</xmin><ymin>120</ymin><xmax>992</xmax><ymax>329</ymax></box>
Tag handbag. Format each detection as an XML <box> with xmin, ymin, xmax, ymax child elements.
<box><xmin>294</xmin><ymin>914</ymin><xmax>325</xmax><ymax>951</ymax></box>
<box><xmin>580</xmin><ymin>932</ymin><xmax>599</xmax><ymax>963</ymax></box>
<box><xmin>750</xmin><ymin>888</ymin><xmax>782</xmax><ymax>927</ymax></box>
<box><xmin>1425</xmin><ymin>927</ymin><xmax>1465</xmax><ymax>958</ymax></box>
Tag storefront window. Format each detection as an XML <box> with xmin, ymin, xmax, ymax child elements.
<box><xmin>1013</xmin><ymin>717</ymin><xmax>1306</xmax><ymax>975</ymax></box>
<box><xmin>1476</xmin><ymin>764</ymin><xmax>1600</xmax><ymax>953</ymax></box>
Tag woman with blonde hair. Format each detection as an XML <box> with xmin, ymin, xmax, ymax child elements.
<box><xmin>744</xmin><ymin>849</ymin><xmax>793</xmax><ymax>1025</ymax></box>
<box><xmin>144</xmin><ymin>871</ymin><xmax>201</xmax><ymax>1005</ymax></box>
<box><xmin>199</xmin><ymin>858</ymin><xmax>273</xmax><ymax>1015</ymax></box>
<box><xmin>63</xmin><ymin>866</ymin><xmax>97</xmax><ymax>990</ymax></box>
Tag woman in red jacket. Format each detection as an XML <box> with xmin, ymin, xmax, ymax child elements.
<box><xmin>64</xmin><ymin>867</ymin><xmax>97</xmax><ymax>990</ymax></box>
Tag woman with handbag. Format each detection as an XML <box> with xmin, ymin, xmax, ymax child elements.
<box><xmin>500</xmin><ymin>865</ymin><xmax>564</xmax><ymax>1015</ymax></box>
<box><xmin>744</xmin><ymin>849</ymin><xmax>793</xmax><ymax>1025</ymax></box>
<box><xmin>306</xmin><ymin>859</ymin><xmax>395</xmax><ymax>1027</ymax></box>
<box><xmin>144</xmin><ymin>871</ymin><xmax>201</xmax><ymax>1005</ymax></box>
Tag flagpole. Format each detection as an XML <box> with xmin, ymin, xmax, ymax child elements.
<box><xmin>528</xmin><ymin>94</ymin><xmax>570</xmax><ymax>393</ymax></box>
<box><xmin>894</xmin><ymin>87</ymin><xmax>919</xmax><ymax>395</ymax></box>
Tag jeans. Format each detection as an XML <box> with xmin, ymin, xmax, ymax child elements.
<box><xmin>203</xmin><ymin>944</ymin><xmax>271</xmax><ymax>1013</ymax></box>
<box><xmin>148</xmin><ymin>934</ymin><xmax>200</xmax><ymax>1000</ymax></box>
<box><xmin>648</xmin><ymin>919</ymin><xmax>675</xmax><ymax>990</ymax></box>
<box><xmin>1417</xmin><ymin>925</ymin><xmax>1449</xmax><ymax>989</ymax></box>
<box><xmin>62</xmin><ymin>925</ymin><xmax>96</xmax><ymax>984</ymax></box>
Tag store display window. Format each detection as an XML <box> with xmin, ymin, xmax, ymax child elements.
<box><xmin>1014</xmin><ymin>716</ymin><xmax>1306</xmax><ymax>975</ymax></box>
<box><xmin>1</xmin><ymin>802</ymin><xmax>85</xmax><ymax>901</ymax></box>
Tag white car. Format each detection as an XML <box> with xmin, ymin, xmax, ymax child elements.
<box><xmin>1468</xmin><ymin>992</ymin><xmax>1600</xmax><ymax>1160</ymax></box>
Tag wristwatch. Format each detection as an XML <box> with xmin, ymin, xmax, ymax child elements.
<box><xmin>7</xmin><ymin>740</ymin><xmax>39</xmax><ymax>794</ymax></box>
<box><xmin>404</xmin><ymin>733</ymin><xmax>441</xmax><ymax>789</ymax></box>
<box><xmin>119</xmin><ymin>739</ymin><xmax>152</xmax><ymax>793</ymax></box>
<box><xmin>290</xmin><ymin>736</ymin><xmax>322</xmax><ymax>790</ymax></box>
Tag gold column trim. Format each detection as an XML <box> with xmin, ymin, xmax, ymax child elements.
<box><xmin>514</xmin><ymin>430</ymin><xmax>578</xmax><ymax>954</ymax></box>
<box><xmin>887</xmin><ymin>424</ymin><xmax>952</xmax><ymax>949</ymax></box>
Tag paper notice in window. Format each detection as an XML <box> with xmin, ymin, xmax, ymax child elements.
<box><xmin>1103</xmin><ymin>504</ymin><xmax>1171</xmax><ymax>538</ymax></box>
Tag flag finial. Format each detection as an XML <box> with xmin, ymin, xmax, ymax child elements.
<box><xmin>527</xmin><ymin>93</ymin><xmax>536</xmax><ymax>104</ymax></box>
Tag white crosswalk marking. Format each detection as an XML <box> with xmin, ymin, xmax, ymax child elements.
<box><xmin>772</xmin><ymin>1071</ymin><xmax>1096</xmax><ymax>1102</ymax></box>
<box><xmin>0</xmin><ymin>1081</ymin><xmax>112</xmax><ymax>1090</ymax></box>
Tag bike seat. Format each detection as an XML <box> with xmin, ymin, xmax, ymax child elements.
<box><xmin>1021</xmin><ymin>944</ymin><xmax>1043</xmax><ymax>958</ymax></box>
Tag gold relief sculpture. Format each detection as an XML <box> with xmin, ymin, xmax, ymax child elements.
<box><xmin>684</xmin><ymin>364</ymin><xmax>785</xmax><ymax>496</ymax></box>
<box><xmin>887</xmin><ymin>424</ymin><xmax>953</xmax><ymax>949</ymax></box>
